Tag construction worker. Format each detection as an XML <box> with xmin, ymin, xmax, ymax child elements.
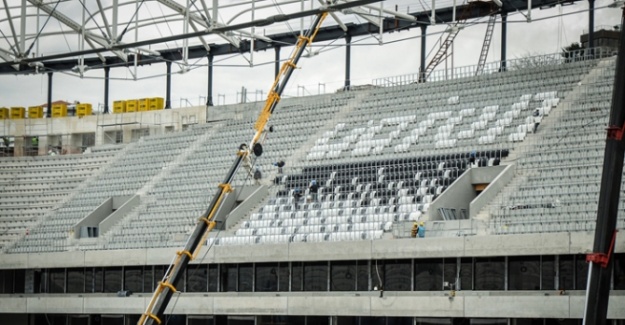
<box><xmin>411</xmin><ymin>222</ymin><xmax>418</xmax><ymax>238</ymax></box>
<box><xmin>293</xmin><ymin>188</ymin><xmax>302</xmax><ymax>210</ymax></box>
<box><xmin>308</xmin><ymin>179</ymin><xmax>318</xmax><ymax>202</ymax></box>
<box><xmin>253</xmin><ymin>166</ymin><xmax>262</xmax><ymax>185</ymax></box>
<box><xmin>238</xmin><ymin>143</ymin><xmax>253</xmax><ymax>178</ymax></box>
<box><xmin>417</xmin><ymin>221</ymin><xmax>426</xmax><ymax>238</ymax></box>
<box><xmin>273</xmin><ymin>160</ymin><xmax>285</xmax><ymax>174</ymax></box>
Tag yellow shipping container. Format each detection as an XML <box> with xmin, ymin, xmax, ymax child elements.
<box><xmin>149</xmin><ymin>97</ymin><xmax>164</xmax><ymax>110</ymax></box>
<box><xmin>76</xmin><ymin>103</ymin><xmax>92</xmax><ymax>117</ymax></box>
<box><xmin>52</xmin><ymin>103</ymin><xmax>68</xmax><ymax>118</ymax></box>
<box><xmin>0</xmin><ymin>107</ymin><xmax>8</xmax><ymax>119</ymax></box>
<box><xmin>113</xmin><ymin>100</ymin><xmax>126</xmax><ymax>114</ymax></box>
<box><xmin>126</xmin><ymin>100</ymin><xmax>138</xmax><ymax>113</ymax></box>
<box><xmin>10</xmin><ymin>107</ymin><xmax>26</xmax><ymax>119</ymax></box>
<box><xmin>28</xmin><ymin>106</ymin><xmax>44</xmax><ymax>118</ymax></box>
<box><xmin>138</xmin><ymin>98</ymin><xmax>149</xmax><ymax>111</ymax></box>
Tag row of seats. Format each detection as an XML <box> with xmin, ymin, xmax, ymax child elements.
<box><xmin>489</xmin><ymin>57</ymin><xmax>618</xmax><ymax>234</ymax></box>
<box><xmin>3</xmin><ymin>54</ymin><xmax>604</xmax><ymax>251</ymax></box>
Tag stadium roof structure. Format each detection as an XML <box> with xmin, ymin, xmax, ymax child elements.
<box><xmin>0</xmin><ymin>0</ymin><xmax>586</xmax><ymax>75</ymax></box>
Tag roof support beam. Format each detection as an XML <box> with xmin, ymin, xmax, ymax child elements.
<box><xmin>112</xmin><ymin>0</ymin><xmax>118</xmax><ymax>40</ymax></box>
<box><xmin>319</xmin><ymin>0</ymin><xmax>348</xmax><ymax>32</ymax></box>
<box><xmin>3</xmin><ymin>0</ymin><xmax>21</xmax><ymax>56</ymax></box>
<box><xmin>351</xmin><ymin>1</ymin><xmax>416</xmax><ymax>22</ymax></box>
<box><xmin>0</xmin><ymin>47</ymin><xmax>19</xmax><ymax>70</ymax></box>
<box><xmin>95</xmin><ymin>0</ymin><xmax>113</xmax><ymax>40</ymax></box>
<box><xmin>188</xmin><ymin>20</ymin><xmax>211</xmax><ymax>52</ymax></box>
<box><xmin>343</xmin><ymin>6</ymin><xmax>380</xmax><ymax>27</ymax></box>
<box><xmin>0</xmin><ymin>0</ymin><xmax>583</xmax><ymax>74</ymax></box>
<box><xmin>156</xmin><ymin>0</ymin><xmax>241</xmax><ymax>48</ymax></box>
<box><xmin>212</xmin><ymin>0</ymin><xmax>217</xmax><ymax>29</ymax></box>
<box><xmin>20</xmin><ymin>0</ymin><xmax>27</xmax><ymax>56</ymax></box>
<box><xmin>198</xmin><ymin>0</ymin><xmax>213</xmax><ymax>27</ymax></box>
<box><xmin>27</xmin><ymin>0</ymin><xmax>127</xmax><ymax>62</ymax></box>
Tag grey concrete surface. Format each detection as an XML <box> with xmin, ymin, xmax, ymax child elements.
<box><xmin>1</xmin><ymin>232</ymin><xmax>622</xmax><ymax>269</ymax></box>
<box><xmin>0</xmin><ymin>292</ymin><xmax>622</xmax><ymax>318</ymax></box>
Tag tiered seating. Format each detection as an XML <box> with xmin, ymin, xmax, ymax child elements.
<box><xmin>104</xmin><ymin>95</ymin><xmax>351</xmax><ymax>249</ymax></box>
<box><xmin>7</xmin><ymin>128</ymin><xmax>205</xmax><ymax>253</ymax></box>
<box><xmin>305</xmin><ymin>61</ymin><xmax>593</xmax><ymax>166</ymax></box>
<box><xmin>3</xmin><ymin>53</ymin><xmax>611</xmax><ymax>252</ymax></box>
<box><xmin>104</xmin><ymin>123</ymin><xmax>240</xmax><ymax>249</ymax></box>
<box><xmin>215</xmin><ymin>58</ymin><xmax>596</xmax><ymax>245</ymax></box>
<box><xmin>490</xmin><ymin>57</ymin><xmax>619</xmax><ymax>234</ymax></box>
<box><xmin>0</xmin><ymin>148</ymin><xmax>121</xmax><ymax>249</ymax></box>
<box><xmin>223</xmin><ymin>150</ymin><xmax>507</xmax><ymax>245</ymax></box>
<box><xmin>253</xmin><ymin>94</ymin><xmax>352</xmax><ymax>176</ymax></box>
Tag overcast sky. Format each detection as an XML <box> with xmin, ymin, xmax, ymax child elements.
<box><xmin>0</xmin><ymin>0</ymin><xmax>621</xmax><ymax>109</ymax></box>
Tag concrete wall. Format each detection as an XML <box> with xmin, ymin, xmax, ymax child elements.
<box><xmin>0</xmin><ymin>232</ymin><xmax>623</xmax><ymax>319</ymax></box>
<box><xmin>426</xmin><ymin>169</ymin><xmax>475</xmax><ymax>220</ymax></box>
<box><xmin>72</xmin><ymin>198</ymin><xmax>112</xmax><ymax>238</ymax></box>
<box><xmin>0</xmin><ymin>99</ymin><xmax>268</xmax><ymax>157</ymax></box>
<box><xmin>1</xmin><ymin>106</ymin><xmax>208</xmax><ymax>154</ymax></box>
<box><xmin>427</xmin><ymin>165</ymin><xmax>509</xmax><ymax>220</ymax></box>
<box><xmin>470</xmin><ymin>164</ymin><xmax>514</xmax><ymax>219</ymax></box>
<box><xmin>212</xmin><ymin>189</ymin><xmax>240</xmax><ymax>230</ymax></box>
<box><xmin>0</xmin><ymin>292</ymin><xmax>623</xmax><ymax>319</ymax></box>
<box><xmin>100</xmin><ymin>195</ymin><xmax>140</xmax><ymax>234</ymax></box>
<box><xmin>469</xmin><ymin>165</ymin><xmax>506</xmax><ymax>184</ymax></box>
<box><xmin>1</xmin><ymin>231</ymin><xmax>622</xmax><ymax>269</ymax></box>
<box><xmin>224</xmin><ymin>185</ymin><xmax>269</xmax><ymax>229</ymax></box>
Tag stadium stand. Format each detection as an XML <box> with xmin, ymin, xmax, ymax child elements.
<box><xmin>1</xmin><ymin>52</ymin><xmax>616</xmax><ymax>253</ymax></box>
<box><xmin>1</xmin><ymin>49</ymin><xmax>625</xmax><ymax>325</ymax></box>
<box><xmin>489</xmin><ymin>57</ymin><xmax>620</xmax><ymax>234</ymax></box>
<box><xmin>0</xmin><ymin>146</ymin><xmax>122</xmax><ymax>250</ymax></box>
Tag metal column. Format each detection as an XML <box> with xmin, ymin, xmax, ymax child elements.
<box><xmin>104</xmin><ymin>67</ymin><xmax>110</xmax><ymax>114</ymax></box>
<box><xmin>46</xmin><ymin>72</ymin><xmax>52</xmax><ymax>118</ymax></box>
<box><xmin>582</xmin><ymin>9</ymin><xmax>625</xmax><ymax>325</ymax></box>
<box><xmin>274</xmin><ymin>46</ymin><xmax>280</xmax><ymax>79</ymax></box>
<box><xmin>165</xmin><ymin>61</ymin><xmax>172</xmax><ymax>109</ymax></box>
<box><xmin>420</xmin><ymin>25</ymin><xmax>427</xmax><ymax>82</ymax></box>
<box><xmin>207</xmin><ymin>54</ymin><xmax>214</xmax><ymax>107</ymax></box>
<box><xmin>501</xmin><ymin>12</ymin><xmax>507</xmax><ymax>72</ymax></box>
<box><xmin>345</xmin><ymin>34</ymin><xmax>351</xmax><ymax>90</ymax></box>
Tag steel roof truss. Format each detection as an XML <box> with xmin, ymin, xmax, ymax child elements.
<box><xmin>342</xmin><ymin>6</ymin><xmax>380</xmax><ymax>27</ymax></box>
<box><xmin>0</xmin><ymin>47</ymin><xmax>19</xmax><ymax>70</ymax></box>
<box><xmin>27</xmin><ymin>0</ymin><xmax>127</xmax><ymax>62</ymax></box>
<box><xmin>95</xmin><ymin>0</ymin><xmax>113</xmax><ymax>40</ymax></box>
<box><xmin>3</xmin><ymin>0</ymin><xmax>21</xmax><ymax>56</ymax></box>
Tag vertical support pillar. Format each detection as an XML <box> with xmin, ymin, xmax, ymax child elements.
<box><xmin>588</xmin><ymin>0</ymin><xmax>595</xmax><ymax>54</ymax></box>
<box><xmin>104</xmin><ymin>66</ymin><xmax>110</xmax><ymax>114</ymax></box>
<box><xmin>14</xmin><ymin>137</ymin><xmax>24</xmax><ymax>157</ymax></box>
<box><xmin>501</xmin><ymin>12</ymin><xmax>507</xmax><ymax>72</ymax></box>
<box><xmin>165</xmin><ymin>61</ymin><xmax>172</xmax><ymax>109</ymax></box>
<box><xmin>345</xmin><ymin>34</ymin><xmax>351</xmax><ymax>90</ymax></box>
<box><xmin>420</xmin><ymin>25</ymin><xmax>427</xmax><ymax>82</ymax></box>
<box><xmin>46</xmin><ymin>72</ymin><xmax>53</xmax><ymax>118</ymax></box>
<box><xmin>274</xmin><ymin>46</ymin><xmax>280</xmax><ymax>79</ymax></box>
<box><xmin>37</xmin><ymin>136</ymin><xmax>48</xmax><ymax>156</ymax></box>
<box><xmin>207</xmin><ymin>54</ymin><xmax>214</xmax><ymax>107</ymax></box>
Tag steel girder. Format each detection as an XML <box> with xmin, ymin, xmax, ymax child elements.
<box><xmin>0</xmin><ymin>0</ymin><xmax>583</xmax><ymax>75</ymax></box>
